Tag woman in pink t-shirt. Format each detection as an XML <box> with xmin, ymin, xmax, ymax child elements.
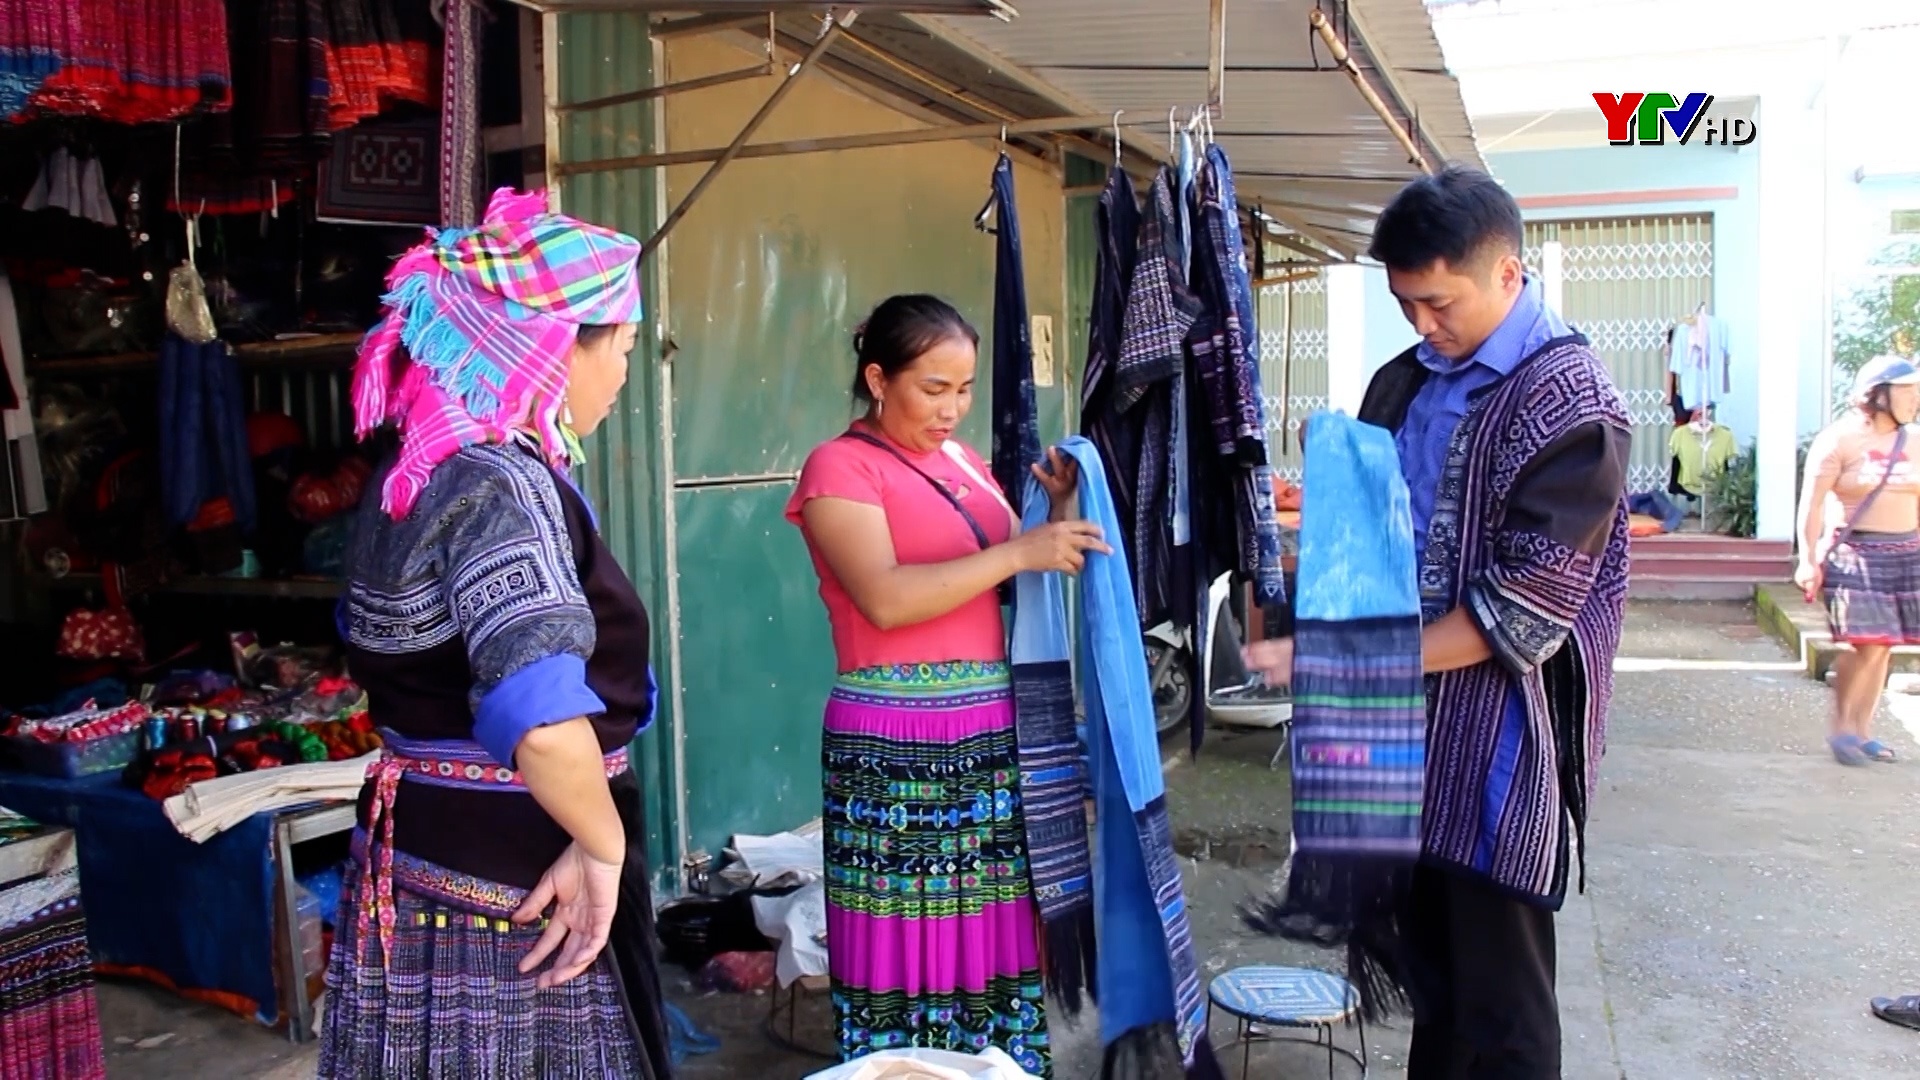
<box><xmin>1795</xmin><ymin>354</ymin><xmax>1920</xmax><ymax>766</ymax></box>
<box><xmin>784</xmin><ymin>295</ymin><xmax>1106</xmax><ymax>1076</ymax></box>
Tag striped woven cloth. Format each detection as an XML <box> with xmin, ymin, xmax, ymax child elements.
<box><xmin>1245</xmin><ymin>411</ymin><xmax>1423</xmax><ymax>1019</ymax></box>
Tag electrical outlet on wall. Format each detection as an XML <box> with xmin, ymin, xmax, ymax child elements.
<box><xmin>1031</xmin><ymin>315</ymin><xmax>1055</xmax><ymax>387</ymax></box>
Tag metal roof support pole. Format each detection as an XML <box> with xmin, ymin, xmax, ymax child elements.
<box><xmin>1308</xmin><ymin>8</ymin><xmax>1431</xmax><ymax>174</ymax></box>
<box><xmin>635</xmin><ymin>9</ymin><xmax>858</xmax><ymax>258</ymax></box>
<box><xmin>1207</xmin><ymin>0</ymin><xmax>1226</xmax><ymax>112</ymax></box>
<box><xmin>562</xmin><ymin>114</ymin><xmax>1114</xmax><ymax>172</ymax></box>
<box><xmin>560</xmin><ymin>62</ymin><xmax>774</xmax><ymax>112</ymax></box>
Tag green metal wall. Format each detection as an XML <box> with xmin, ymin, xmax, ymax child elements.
<box><xmin>655</xmin><ymin>35</ymin><xmax>1072</xmax><ymax>864</ymax></box>
<box><xmin>549</xmin><ymin>11</ymin><xmax>679</xmax><ymax>881</ymax></box>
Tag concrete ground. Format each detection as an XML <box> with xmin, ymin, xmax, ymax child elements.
<box><xmin>92</xmin><ymin>602</ymin><xmax>1920</xmax><ymax>1079</ymax></box>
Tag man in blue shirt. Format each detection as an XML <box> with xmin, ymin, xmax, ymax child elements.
<box><xmin>1248</xmin><ymin>167</ymin><xmax>1632</xmax><ymax>1080</ymax></box>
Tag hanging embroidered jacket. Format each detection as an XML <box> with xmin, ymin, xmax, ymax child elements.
<box><xmin>1185</xmin><ymin>147</ymin><xmax>1286</xmax><ymax>611</ymax></box>
<box><xmin>1037</xmin><ymin>437</ymin><xmax>1222</xmax><ymax>1080</ymax></box>
<box><xmin>1360</xmin><ymin>334</ymin><xmax>1631</xmax><ymax>905</ymax></box>
<box><xmin>1111</xmin><ymin>169</ymin><xmax>1202</xmax><ymax>627</ymax></box>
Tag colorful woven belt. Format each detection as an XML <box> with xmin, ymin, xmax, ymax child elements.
<box><xmin>356</xmin><ymin>729</ymin><xmax>630</xmax><ymax>967</ymax></box>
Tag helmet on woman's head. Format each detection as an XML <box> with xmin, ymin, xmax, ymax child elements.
<box><xmin>1852</xmin><ymin>355</ymin><xmax>1920</xmax><ymax>405</ymax></box>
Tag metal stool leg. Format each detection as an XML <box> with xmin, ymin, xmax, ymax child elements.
<box><xmin>1358</xmin><ymin>1012</ymin><xmax>1370</xmax><ymax>1077</ymax></box>
<box><xmin>1324</xmin><ymin>1022</ymin><xmax>1335</xmax><ymax>1080</ymax></box>
<box><xmin>1241</xmin><ymin>1018</ymin><xmax>1252</xmax><ymax>1080</ymax></box>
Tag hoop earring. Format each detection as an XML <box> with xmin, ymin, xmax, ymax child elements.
<box><xmin>873</xmin><ymin>397</ymin><xmax>884</xmax><ymax>419</ymax></box>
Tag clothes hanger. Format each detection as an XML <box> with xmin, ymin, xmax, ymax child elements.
<box><xmin>1112</xmin><ymin>109</ymin><xmax>1124</xmax><ymax>168</ymax></box>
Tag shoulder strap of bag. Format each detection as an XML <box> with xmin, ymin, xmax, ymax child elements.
<box><xmin>1835</xmin><ymin>426</ymin><xmax>1908</xmax><ymax>547</ymax></box>
<box><xmin>841</xmin><ymin>429</ymin><xmax>993</xmax><ymax>551</ymax></box>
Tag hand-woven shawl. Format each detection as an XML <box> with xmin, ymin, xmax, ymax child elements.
<box><xmin>1243</xmin><ymin>412</ymin><xmax>1424</xmax><ymax>1021</ymax></box>
<box><xmin>1046</xmin><ymin>437</ymin><xmax>1222</xmax><ymax>1080</ymax></box>
<box><xmin>1010</xmin><ymin>476</ymin><xmax>1097</xmax><ymax>1015</ymax></box>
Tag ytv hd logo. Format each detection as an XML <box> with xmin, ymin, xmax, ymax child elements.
<box><xmin>1592</xmin><ymin>93</ymin><xmax>1756</xmax><ymax>147</ymax></box>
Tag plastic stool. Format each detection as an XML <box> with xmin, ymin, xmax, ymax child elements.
<box><xmin>1207</xmin><ymin>965</ymin><xmax>1368</xmax><ymax>1079</ymax></box>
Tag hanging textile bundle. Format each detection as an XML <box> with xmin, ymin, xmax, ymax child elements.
<box><xmin>1008</xmin><ymin>479</ymin><xmax>1097</xmax><ymax>1015</ymax></box>
<box><xmin>1</xmin><ymin>0</ymin><xmax>233</xmax><ymax>124</ymax></box>
<box><xmin>1241</xmin><ymin>412</ymin><xmax>1423</xmax><ymax>1021</ymax></box>
<box><xmin>986</xmin><ymin>154</ymin><xmax>1043</xmax><ymax>503</ymax></box>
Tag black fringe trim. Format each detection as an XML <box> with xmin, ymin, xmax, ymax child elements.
<box><xmin>1098</xmin><ymin>1022</ymin><xmax>1228</xmax><ymax>1080</ymax></box>
<box><xmin>1237</xmin><ymin>852</ymin><xmax>1412</xmax><ymax>1023</ymax></box>
<box><xmin>1039</xmin><ymin>907</ymin><xmax>1099</xmax><ymax>1016</ymax></box>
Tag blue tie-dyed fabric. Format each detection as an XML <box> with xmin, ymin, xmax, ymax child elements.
<box><xmin>1245</xmin><ymin>412</ymin><xmax>1425</xmax><ymax>1021</ymax></box>
<box><xmin>1295</xmin><ymin>414</ymin><xmax>1420</xmax><ymax>623</ymax></box>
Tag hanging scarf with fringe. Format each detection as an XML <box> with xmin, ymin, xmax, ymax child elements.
<box><xmin>1242</xmin><ymin>411</ymin><xmax>1424</xmax><ymax>1021</ymax></box>
<box><xmin>351</xmin><ymin>187</ymin><xmax>641</xmax><ymax>518</ymax></box>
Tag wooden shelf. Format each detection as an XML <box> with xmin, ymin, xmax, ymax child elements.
<box><xmin>42</xmin><ymin>573</ymin><xmax>342</xmax><ymax>600</ymax></box>
<box><xmin>26</xmin><ymin>332</ymin><xmax>364</xmax><ymax>377</ymax></box>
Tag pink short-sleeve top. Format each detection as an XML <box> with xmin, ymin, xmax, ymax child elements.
<box><xmin>785</xmin><ymin>427</ymin><xmax>1014</xmax><ymax>673</ymax></box>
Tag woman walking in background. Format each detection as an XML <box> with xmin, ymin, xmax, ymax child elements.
<box><xmin>785</xmin><ymin>294</ymin><xmax>1107</xmax><ymax>1076</ymax></box>
<box><xmin>321</xmin><ymin>189</ymin><xmax>671</xmax><ymax>1077</ymax></box>
<box><xmin>1795</xmin><ymin>354</ymin><xmax>1920</xmax><ymax>767</ymax></box>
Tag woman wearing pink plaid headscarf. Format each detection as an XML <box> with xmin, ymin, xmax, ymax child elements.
<box><xmin>321</xmin><ymin>189</ymin><xmax>673</xmax><ymax>1078</ymax></box>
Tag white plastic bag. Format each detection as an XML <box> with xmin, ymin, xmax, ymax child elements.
<box><xmin>803</xmin><ymin>1048</ymin><xmax>1040</xmax><ymax>1080</ymax></box>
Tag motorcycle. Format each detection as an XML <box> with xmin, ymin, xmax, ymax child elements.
<box><xmin>1143</xmin><ymin>571</ymin><xmax>1291</xmax><ymax>736</ymax></box>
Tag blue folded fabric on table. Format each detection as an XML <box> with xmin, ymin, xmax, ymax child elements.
<box><xmin>0</xmin><ymin>770</ymin><xmax>279</xmax><ymax>1024</ymax></box>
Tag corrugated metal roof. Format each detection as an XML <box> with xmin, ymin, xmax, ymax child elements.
<box><xmin>917</xmin><ymin>0</ymin><xmax>1483</xmax><ymax>257</ymax></box>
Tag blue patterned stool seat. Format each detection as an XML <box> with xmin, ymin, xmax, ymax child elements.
<box><xmin>1209</xmin><ymin>966</ymin><xmax>1357</xmax><ymax>1027</ymax></box>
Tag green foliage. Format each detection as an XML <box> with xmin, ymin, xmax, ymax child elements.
<box><xmin>1706</xmin><ymin>440</ymin><xmax>1758</xmax><ymax>539</ymax></box>
<box><xmin>1832</xmin><ymin>240</ymin><xmax>1920</xmax><ymax>413</ymax></box>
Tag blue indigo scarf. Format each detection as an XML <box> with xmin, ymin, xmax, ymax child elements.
<box><xmin>1010</xmin><ymin>475</ymin><xmax>1096</xmax><ymax>1014</ymax></box>
<box><xmin>1037</xmin><ymin>438</ymin><xmax>1221</xmax><ymax>1079</ymax></box>
<box><xmin>1243</xmin><ymin>412</ymin><xmax>1424</xmax><ymax>1020</ymax></box>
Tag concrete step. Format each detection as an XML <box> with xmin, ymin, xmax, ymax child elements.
<box><xmin>1628</xmin><ymin>553</ymin><xmax>1795</xmax><ymax>579</ymax></box>
<box><xmin>1632</xmin><ymin>534</ymin><xmax>1793</xmax><ymax>556</ymax></box>
<box><xmin>1752</xmin><ymin>582</ymin><xmax>1920</xmax><ymax>680</ymax></box>
<box><xmin>1629</xmin><ymin>576</ymin><xmax>1767</xmax><ymax>601</ymax></box>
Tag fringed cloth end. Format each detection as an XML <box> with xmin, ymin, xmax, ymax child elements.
<box><xmin>1099</xmin><ymin>1022</ymin><xmax>1228</xmax><ymax>1080</ymax></box>
<box><xmin>1238</xmin><ymin>853</ymin><xmax>1412</xmax><ymax>1023</ymax></box>
<box><xmin>1038</xmin><ymin>905</ymin><xmax>1099</xmax><ymax>1017</ymax></box>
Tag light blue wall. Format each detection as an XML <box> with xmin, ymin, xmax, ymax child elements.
<box><xmin>1486</xmin><ymin>144</ymin><xmax>1770</xmax><ymax>443</ymax></box>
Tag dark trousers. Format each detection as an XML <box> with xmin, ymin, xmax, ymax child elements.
<box><xmin>1402</xmin><ymin>863</ymin><xmax>1562</xmax><ymax>1080</ymax></box>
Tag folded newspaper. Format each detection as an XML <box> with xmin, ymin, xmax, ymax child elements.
<box><xmin>162</xmin><ymin>754</ymin><xmax>376</xmax><ymax>842</ymax></box>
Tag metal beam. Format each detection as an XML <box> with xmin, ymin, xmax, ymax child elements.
<box><xmin>1262</xmin><ymin>227</ymin><xmax>1344</xmax><ymax>263</ymax></box>
<box><xmin>898</xmin><ymin>11</ymin><xmax>1359</xmax><ymax>259</ymax></box>
<box><xmin>632</xmin><ymin>10</ymin><xmax>858</xmax><ymax>258</ymax></box>
<box><xmin>1309</xmin><ymin>7</ymin><xmax>1433</xmax><ymax>174</ymax></box>
<box><xmin>649</xmin><ymin>12</ymin><xmax>764</xmax><ymax>39</ymax></box>
<box><xmin>564</xmin><ymin>114</ymin><xmax>1114</xmax><ymax>173</ymax></box>
<box><xmin>1328</xmin><ymin>1</ymin><xmax>1452</xmax><ymax>170</ymax></box>
<box><xmin>558</xmin><ymin>61</ymin><xmax>774</xmax><ymax>112</ymax></box>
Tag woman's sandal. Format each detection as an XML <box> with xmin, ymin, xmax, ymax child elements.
<box><xmin>1860</xmin><ymin>739</ymin><xmax>1897</xmax><ymax>763</ymax></box>
<box><xmin>1871</xmin><ymin>995</ymin><xmax>1920</xmax><ymax>1031</ymax></box>
<box><xmin>1830</xmin><ymin>735</ymin><xmax>1870</xmax><ymax>767</ymax></box>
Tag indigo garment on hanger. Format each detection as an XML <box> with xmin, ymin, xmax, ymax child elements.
<box><xmin>987</xmin><ymin>154</ymin><xmax>1041</xmax><ymax>503</ymax></box>
<box><xmin>159</xmin><ymin>334</ymin><xmax>257</xmax><ymax>534</ymax></box>
<box><xmin>1244</xmin><ymin>412</ymin><xmax>1423</xmax><ymax>1020</ymax></box>
<box><xmin>1042</xmin><ymin>437</ymin><xmax>1221</xmax><ymax>1079</ymax></box>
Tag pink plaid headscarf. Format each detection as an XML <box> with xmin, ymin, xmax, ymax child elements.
<box><xmin>352</xmin><ymin>188</ymin><xmax>642</xmax><ymax>518</ymax></box>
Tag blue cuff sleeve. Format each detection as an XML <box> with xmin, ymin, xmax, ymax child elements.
<box><xmin>473</xmin><ymin>653</ymin><xmax>607</xmax><ymax>768</ymax></box>
<box><xmin>636</xmin><ymin>665</ymin><xmax>659</xmax><ymax>735</ymax></box>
